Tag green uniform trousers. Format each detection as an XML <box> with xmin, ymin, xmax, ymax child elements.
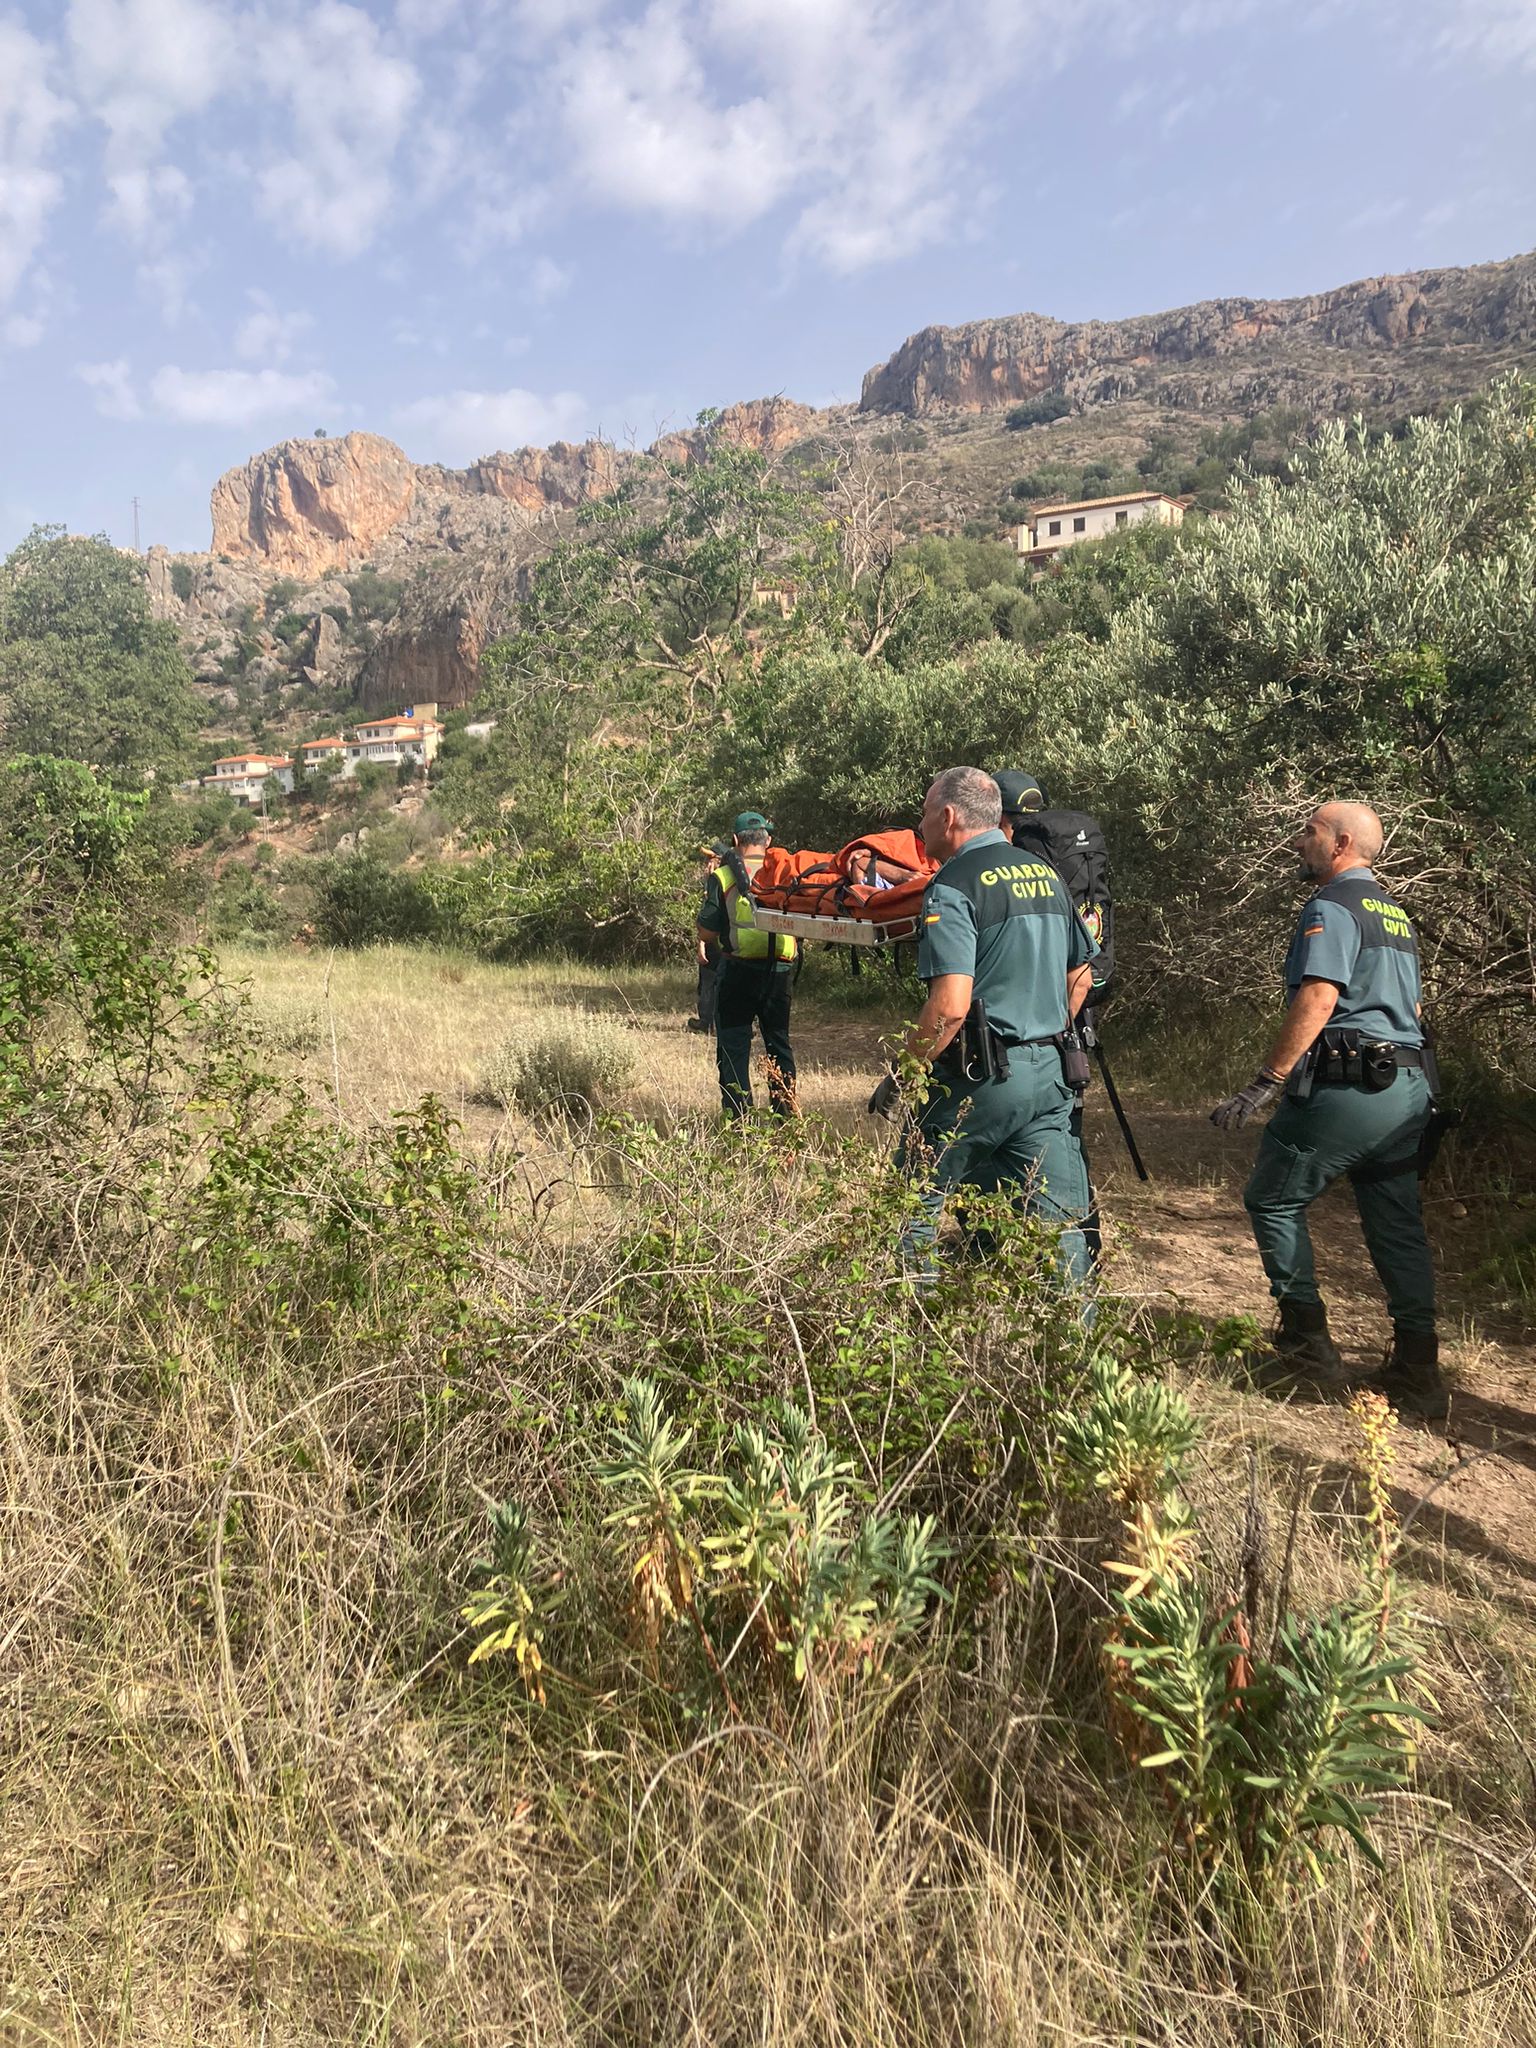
<box><xmin>898</xmin><ymin>1043</ymin><xmax>1091</xmax><ymax>1287</ymax></box>
<box><xmin>715</xmin><ymin>960</ymin><xmax>796</xmax><ymax>1117</ymax></box>
<box><xmin>1243</xmin><ymin>1070</ymin><xmax>1435</xmax><ymax>1334</ymax></box>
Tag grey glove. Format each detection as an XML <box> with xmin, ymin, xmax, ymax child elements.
<box><xmin>1210</xmin><ymin>1069</ymin><xmax>1284</xmax><ymax>1131</ymax></box>
<box><xmin>867</xmin><ymin>1071</ymin><xmax>900</xmax><ymax>1119</ymax></box>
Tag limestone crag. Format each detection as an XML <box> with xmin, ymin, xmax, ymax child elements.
<box><xmin>211</xmin><ymin>432</ymin><xmax>419</xmax><ymax>577</ymax></box>
<box><xmin>461</xmin><ymin>439</ymin><xmax>621</xmax><ymax>510</ymax></box>
<box><xmin>356</xmin><ymin>552</ymin><xmax>524</xmax><ymax>714</ymax></box>
<box><xmin>859</xmin><ymin>250</ymin><xmax>1536</xmax><ymax>414</ymax></box>
<box><xmin>652</xmin><ymin>396</ymin><xmax>820</xmax><ymax>467</ymax></box>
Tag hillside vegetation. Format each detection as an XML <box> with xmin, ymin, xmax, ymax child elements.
<box><xmin>1</xmin><ymin>364</ymin><xmax>1534</xmax><ymax>2047</ymax></box>
<box><xmin>183</xmin><ymin>376</ymin><xmax>1534</xmax><ymax>1088</ymax></box>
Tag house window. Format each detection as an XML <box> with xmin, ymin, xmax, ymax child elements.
<box><xmin>1073</xmin><ymin>516</ymin><xmax>1086</xmax><ymax>533</ymax></box>
<box><xmin>1048</xmin><ymin>520</ymin><xmax>1061</xmax><ymax>537</ymax></box>
<box><xmin>1115</xmin><ymin>510</ymin><xmax>1129</xmax><ymax>526</ymax></box>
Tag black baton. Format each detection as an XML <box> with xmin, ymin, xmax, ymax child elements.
<box><xmin>1091</xmin><ymin>1036</ymin><xmax>1150</xmax><ymax>1183</ymax></box>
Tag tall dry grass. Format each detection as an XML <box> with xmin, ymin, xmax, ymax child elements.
<box><xmin>3</xmin><ymin>1069</ymin><xmax>1535</xmax><ymax>2048</ymax></box>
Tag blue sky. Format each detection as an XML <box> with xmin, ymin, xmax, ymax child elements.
<box><xmin>1</xmin><ymin>0</ymin><xmax>1532</xmax><ymax>556</ymax></box>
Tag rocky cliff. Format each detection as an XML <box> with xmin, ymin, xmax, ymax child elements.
<box><xmin>211</xmin><ymin>432</ymin><xmax>420</xmax><ymax>576</ymax></box>
<box><xmin>651</xmin><ymin>396</ymin><xmax>820</xmax><ymax>467</ymax></box>
<box><xmin>208</xmin><ymin>431</ymin><xmax>626</xmax><ymax>583</ymax></box>
<box><xmin>204</xmin><ymin>399</ymin><xmax>828</xmax><ymax>587</ymax></box>
<box><xmin>859</xmin><ymin>249</ymin><xmax>1536</xmax><ymax>415</ymax></box>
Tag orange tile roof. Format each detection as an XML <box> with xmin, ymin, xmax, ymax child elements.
<box><xmin>301</xmin><ymin>736</ymin><xmax>345</xmax><ymax>749</ymax></box>
<box><xmin>210</xmin><ymin>753</ymin><xmax>289</xmax><ymax>767</ymax></box>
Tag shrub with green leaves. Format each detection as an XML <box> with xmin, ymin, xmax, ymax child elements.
<box><xmin>1056</xmin><ymin>1358</ymin><xmax>1429</xmax><ymax>1899</ymax></box>
<box><xmin>476</xmin><ymin>1010</ymin><xmax>636</xmax><ymax>1115</ymax></box>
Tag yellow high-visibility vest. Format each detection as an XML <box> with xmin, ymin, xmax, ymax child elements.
<box><xmin>714</xmin><ymin>859</ymin><xmax>796</xmax><ymax>963</ymax></box>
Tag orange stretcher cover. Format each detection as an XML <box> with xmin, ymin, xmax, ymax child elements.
<box><xmin>750</xmin><ymin>830</ymin><xmax>936</xmax><ymax>924</ymax></box>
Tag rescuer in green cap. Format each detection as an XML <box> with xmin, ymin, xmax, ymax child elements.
<box><xmin>871</xmin><ymin>766</ymin><xmax>1097</xmax><ymax>1290</ymax></box>
<box><xmin>696</xmin><ymin>811</ymin><xmax>798</xmax><ymax>1117</ymax></box>
<box><xmin>686</xmin><ymin>838</ymin><xmax>730</xmax><ymax>1035</ymax></box>
<box><xmin>1209</xmin><ymin>800</ymin><xmax>1447</xmax><ymax>1418</ymax></box>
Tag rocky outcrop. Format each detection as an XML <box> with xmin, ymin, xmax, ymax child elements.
<box><xmin>356</xmin><ymin>552</ymin><xmax>524</xmax><ymax>714</ymax></box>
<box><xmin>460</xmin><ymin>438</ymin><xmax>620</xmax><ymax>511</ymax></box>
<box><xmin>859</xmin><ymin>249</ymin><xmax>1536</xmax><ymax>414</ymax></box>
<box><xmin>211</xmin><ymin>432</ymin><xmax>419</xmax><ymax>576</ymax></box>
<box><xmin>653</xmin><ymin>396</ymin><xmax>820</xmax><ymax>467</ymax></box>
<box><xmin>207</xmin><ymin>433</ymin><xmax>625</xmax><ymax>581</ymax></box>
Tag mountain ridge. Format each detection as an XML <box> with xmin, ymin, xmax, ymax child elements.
<box><xmin>159</xmin><ymin>246</ymin><xmax>1535</xmax><ymax>719</ymax></box>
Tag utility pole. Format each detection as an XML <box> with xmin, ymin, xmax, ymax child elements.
<box><xmin>131</xmin><ymin>497</ymin><xmax>142</xmax><ymax>554</ymax></box>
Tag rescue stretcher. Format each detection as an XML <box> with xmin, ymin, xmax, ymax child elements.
<box><xmin>742</xmin><ymin>829</ymin><xmax>934</xmax><ymax>948</ymax></box>
<box><xmin>747</xmin><ymin>903</ymin><xmax>921</xmax><ymax>947</ymax></box>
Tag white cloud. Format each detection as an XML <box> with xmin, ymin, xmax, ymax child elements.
<box><xmin>78</xmin><ymin>359</ymin><xmax>144</xmax><ymax>420</ymax></box>
<box><xmin>3</xmin><ymin>313</ymin><xmax>45</xmax><ymax>348</ymax></box>
<box><xmin>255</xmin><ymin>3</ymin><xmax>421</xmax><ymax>256</ymax></box>
<box><xmin>1443</xmin><ymin>0</ymin><xmax>1536</xmax><ymax>66</ymax></box>
<box><xmin>548</xmin><ymin>0</ymin><xmax>1058</xmax><ymax>270</ymax></box>
<box><xmin>393</xmin><ymin>384</ymin><xmax>590</xmax><ymax>463</ymax></box>
<box><xmin>555</xmin><ymin>8</ymin><xmax>794</xmax><ymax>229</ymax></box>
<box><xmin>235</xmin><ymin>289</ymin><xmax>313</xmax><ymax>364</ymax></box>
<box><xmin>149</xmin><ymin>363</ymin><xmax>336</xmax><ymax>426</ymax></box>
<box><xmin>107</xmin><ymin>163</ymin><xmax>194</xmax><ymax>240</ymax></box>
<box><xmin>67</xmin><ymin>0</ymin><xmax>234</xmax><ymax>241</ymax></box>
<box><xmin>0</xmin><ymin>22</ymin><xmax>70</xmax><ymax>304</ymax></box>
<box><xmin>528</xmin><ymin>254</ymin><xmax>573</xmax><ymax>302</ymax></box>
<box><xmin>80</xmin><ymin>356</ymin><xmax>336</xmax><ymax>426</ymax></box>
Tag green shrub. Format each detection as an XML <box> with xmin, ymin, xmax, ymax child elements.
<box><xmin>313</xmin><ymin>854</ymin><xmax>439</xmax><ymax>947</ymax></box>
<box><xmin>475</xmin><ymin>1010</ymin><xmax>636</xmax><ymax>1115</ymax></box>
<box><xmin>1006</xmin><ymin>391</ymin><xmax>1071</xmax><ymax>430</ymax></box>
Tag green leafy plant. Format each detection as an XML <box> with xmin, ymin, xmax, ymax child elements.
<box><xmin>595</xmin><ymin>1379</ymin><xmax>949</xmax><ymax>1703</ymax></box>
<box><xmin>1058</xmin><ymin>1356</ymin><xmax>1429</xmax><ymax>1896</ymax></box>
<box><xmin>460</xmin><ymin>1502</ymin><xmax>559</xmax><ymax>1701</ymax></box>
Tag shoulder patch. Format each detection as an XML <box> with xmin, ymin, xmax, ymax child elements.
<box><xmin>1304</xmin><ymin>923</ymin><xmax>1325</xmax><ymax>936</ymax></box>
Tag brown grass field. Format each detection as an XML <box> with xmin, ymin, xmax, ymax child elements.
<box><xmin>2</xmin><ymin>942</ymin><xmax>1534</xmax><ymax>2048</ymax></box>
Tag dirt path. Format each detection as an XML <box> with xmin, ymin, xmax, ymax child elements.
<box><xmin>1089</xmin><ymin>1093</ymin><xmax>1536</xmax><ymax>1603</ymax></box>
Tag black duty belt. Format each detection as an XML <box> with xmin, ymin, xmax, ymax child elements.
<box><xmin>1289</xmin><ymin>1033</ymin><xmax>1429</xmax><ymax>1101</ymax></box>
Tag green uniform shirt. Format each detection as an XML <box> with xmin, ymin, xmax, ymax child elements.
<box><xmin>1284</xmin><ymin>865</ymin><xmax>1423</xmax><ymax>1045</ymax></box>
<box><xmin>918</xmin><ymin>828</ymin><xmax>1097</xmax><ymax>1045</ymax></box>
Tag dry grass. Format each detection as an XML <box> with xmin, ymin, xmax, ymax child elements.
<box><xmin>228</xmin><ymin>944</ymin><xmax>888</xmax><ymax>1140</ymax></box>
<box><xmin>4</xmin><ymin>950</ymin><xmax>1535</xmax><ymax>2048</ymax></box>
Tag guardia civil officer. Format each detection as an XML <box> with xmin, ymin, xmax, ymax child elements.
<box><xmin>993</xmin><ymin>768</ymin><xmax>1047</xmax><ymax>839</ymax></box>
<box><xmin>873</xmin><ymin>766</ymin><xmax>1096</xmax><ymax>1288</ymax></box>
<box><xmin>686</xmin><ymin>838</ymin><xmax>730</xmax><ymax>1035</ymax></box>
<box><xmin>1210</xmin><ymin>801</ymin><xmax>1447</xmax><ymax>1418</ymax></box>
<box><xmin>697</xmin><ymin>811</ymin><xmax>798</xmax><ymax>1117</ymax></box>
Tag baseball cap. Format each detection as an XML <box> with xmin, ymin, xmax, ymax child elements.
<box><xmin>993</xmin><ymin>769</ymin><xmax>1046</xmax><ymax>817</ymax></box>
<box><xmin>731</xmin><ymin>809</ymin><xmax>772</xmax><ymax>835</ymax></box>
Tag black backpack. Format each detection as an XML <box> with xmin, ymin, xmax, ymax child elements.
<box><xmin>1011</xmin><ymin>809</ymin><xmax>1115</xmax><ymax>1002</ymax></box>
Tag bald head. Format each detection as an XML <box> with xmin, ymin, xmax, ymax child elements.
<box><xmin>1294</xmin><ymin>801</ymin><xmax>1384</xmax><ymax>881</ymax></box>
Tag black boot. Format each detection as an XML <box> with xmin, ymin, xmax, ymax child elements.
<box><xmin>1363</xmin><ymin>1327</ymin><xmax>1448</xmax><ymax>1421</ymax></box>
<box><xmin>1254</xmin><ymin>1298</ymin><xmax>1345</xmax><ymax>1392</ymax></box>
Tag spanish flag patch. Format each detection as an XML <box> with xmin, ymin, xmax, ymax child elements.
<box><xmin>1304</xmin><ymin>923</ymin><xmax>1324</xmax><ymax>936</ymax></box>
<box><xmin>925</xmin><ymin>913</ymin><xmax>941</xmax><ymax>924</ymax></box>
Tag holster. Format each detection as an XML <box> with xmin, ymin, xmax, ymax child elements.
<box><xmin>934</xmin><ymin>998</ymin><xmax>1011</xmax><ymax>1085</ymax></box>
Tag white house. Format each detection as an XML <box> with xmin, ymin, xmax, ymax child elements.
<box><xmin>297</xmin><ymin>736</ymin><xmax>347</xmax><ymax>774</ymax></box>
<box><xmin>1016</xmin><ymin>490</ymin><xmax>1184</xmax><ymax>560</ymax></box>
<box><xmin>343</xmin><ymin>710</ymin><xmax>444</xmax><ymax>773</ymax></box>
<box><xmin>202</xmin><ymin>753</ymin><xmax>294</xmax><ymax>805</ymax></box>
